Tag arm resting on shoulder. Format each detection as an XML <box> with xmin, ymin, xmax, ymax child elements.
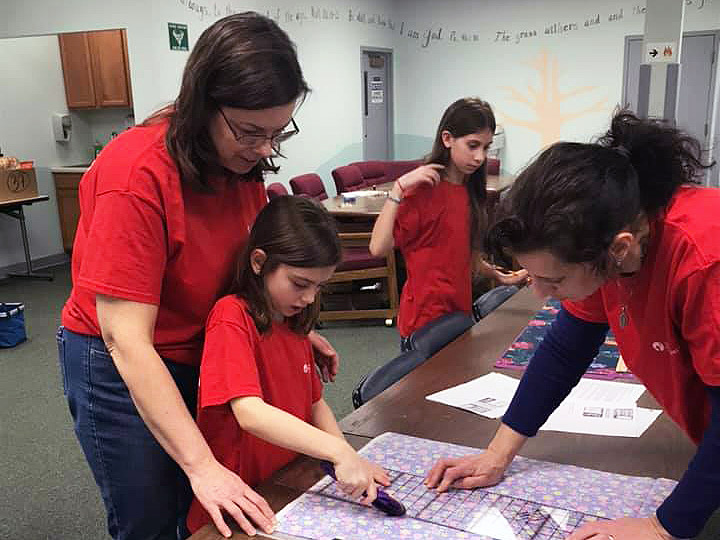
<box><xmin>502</xmin><ymin>307</ymin><xmax>609</xmax><ymax>437</ymax></box>
<box><xmin>656</xmin><ymin>385</ymin><xmax>720</xmax><ymax>538</ymax></box>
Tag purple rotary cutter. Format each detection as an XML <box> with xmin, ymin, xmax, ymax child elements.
<box><xmin>320</xmin><ymin>460</ymin><xmax>406</xmax><ymax>517</ymax></box>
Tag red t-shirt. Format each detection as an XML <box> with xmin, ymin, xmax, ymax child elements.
<box><xmin>61</xmin><ymin>121</ymin><xmax>267</xmax><ymax>366</ymax></box>
<box><xmin>393</xmin><ymin>181</ymin><xmax>472</xmax><ymax>337</ymax></box>
<box><xmin>564</xmin><ymin>186</ymin><xmax>720</xmax><ymax>444</ymax></box>
<box><xmin>187</xmin><ymin>295</ymin><xmax>322</xmax><ymax>533</ymax></box>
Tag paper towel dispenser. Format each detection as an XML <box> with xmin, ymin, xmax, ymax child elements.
<box><xmin>52</xmin><ymin>113</ymin><xmax>72</xmax><ymax>142</ymax></box>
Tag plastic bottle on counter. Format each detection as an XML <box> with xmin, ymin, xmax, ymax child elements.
<box><xmin>93</xmin><ymin>140</ymin><xmax>104</xmax><ymax>159</ymax></box>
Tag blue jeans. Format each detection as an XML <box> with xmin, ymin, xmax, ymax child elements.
<box><xmin>57</xmin><ymin>326</ymin><xmax>198</xmax><ymax>540</ymax></box>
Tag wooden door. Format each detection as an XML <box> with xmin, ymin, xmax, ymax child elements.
<box><xmin>88</xmin><ymin>29</ymin><xmax>132</xmax><ymax>107</ymax></box>
<box><xmin>53</xmin><ymin>173</ymin><xmax>82</xmax><ymax>252</ymax></box>
<box><xmin>58</xmin><ymin>33</ymin><xmax>96</xmax><ymax>108</ymax></box>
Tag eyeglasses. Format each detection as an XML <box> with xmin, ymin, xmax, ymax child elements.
<box><xmin>217</xmin><ymin>106</ymin><xmax>299</xmax><ymax>152</ymax></box>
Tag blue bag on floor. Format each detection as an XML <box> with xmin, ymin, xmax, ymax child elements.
<box><xmin>0</xmin><ymin>303</ymin><xmax>27</xmax><ymax>348</ymax></box>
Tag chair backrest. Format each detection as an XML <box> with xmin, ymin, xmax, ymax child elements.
<box><xmin>331</xmin><ymin>164</ymin><xmax>365</xmax><ymax>194</ymax></box>
<box><xmin>385</xmin><ymin>159</ymin><xmax>423</xmax><ymax>182</ymax></box>
<box><xmin>289</xmin><ymin>173</ymin><xmax>328</xmax><ymax>200</ymax></box>
<box><xmin>352</xmin><ymin>348</ymin><xmax>428</xmax><ymax>408</ymax></box>
<box><xmin>266</xmin><ymin>182</ymin><xmax>288</xmax><ymax>200</ymax></box>
<box><xmin>486</xmin><ymin>157</ymin><xmax>501</xmax><ymax>176</ymax></box>
<box><xmin>407</xmin><ymin>311</ymin><xmax>474</xmax><ymax>358</ymax></box>
<box><xmin>350</xmin><ymin>161</ymin><xmax>387</xmax><ymax>188</ymax></box>
<box><xmin>472</xmin><ymin>285</ymin><xmax>519</xmax><ymax>321</ymax></box>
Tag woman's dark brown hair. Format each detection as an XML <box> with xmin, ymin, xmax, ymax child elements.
<box><xmin>231</xmin><ymin>195</ymin><xmax>341</xmax><ymax>334</ymax></box>
<box><xmin>144</xmin><ymin>12</ymin><xmax>309</xmax><ymax>190</ymax></box>
<box><xmin>425</xmin><ymin>97</ymin><xmax>496</xmax><ymax>252</ymax></box>
<box><xmin>487</xmin><ymin>109</ymin><xmax>713</xmax><ymax>274</ymax></box>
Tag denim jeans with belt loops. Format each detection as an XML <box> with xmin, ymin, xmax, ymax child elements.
<box><xmin>57</xmin><ymin>326</ymin><xmax>199</xmax><ymax>540</ymax></box>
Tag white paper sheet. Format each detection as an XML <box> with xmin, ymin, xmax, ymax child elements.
<box><xmin>426</xmin><ymin>372</ymin><xmax>518</xmax><ymax>418</ymax></box>
<box><xmin>544</xmin><ymin>403</ymin><xmax>662</xmax><ymax>437</ymax></box>
<box><xmin>426</xmin><ymin>373</ymin><xmax>662</xmax><ymax>437</ymax></box>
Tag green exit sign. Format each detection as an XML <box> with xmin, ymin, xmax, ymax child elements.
<box><xmin>168</xmin><ymin>23</ymin><xmax>189</xmax><ymax>51</ymax></box>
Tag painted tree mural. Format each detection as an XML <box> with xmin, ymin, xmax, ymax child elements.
<box><xmin>498</xmin><ymin>50</ymin><xmax>607</xmax><ymax>148</ymax></box>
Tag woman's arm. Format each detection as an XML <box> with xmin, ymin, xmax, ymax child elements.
<box><xmin>654</xmin><ymin>385</ymin><xmax>720</xmax><ymax>537</ymax></box>
<box><xmin>369</xmin><ymin>164</ymin><xmax>444</xmax><ymax>256</ymax></box>
<box><xmin>501</xmin><ymin>307</ymin><xmax>609</xmax><ymax>436</ymax></box>
<box><xmin>96</xmin><ymin>295</ymin><xmax>275</xmax><ymax>538</ymax></box>
<box><xmin>231</xmin><ymin>396</ymin><xmax>389</xmax><ymax>501</ymax></box>
<box><xmin>426</xmin><ymin>308</ymin><xmax>609</xmax><ymax>490</ymax></box>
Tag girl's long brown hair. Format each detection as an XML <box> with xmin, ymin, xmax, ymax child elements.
<box><xmin>425</xmin><ymin>98</ymin><xmax>496</xmax><ymax>252</ymax></box>
<box><xmin>144</xmin><ymin>12</ymin><xmax>309</xmax><ymax>191</ymax></box>
<box><xmin>230</xmin><ymin>196</ymin><xmax>341</xmax><ymax>334</ymax></box>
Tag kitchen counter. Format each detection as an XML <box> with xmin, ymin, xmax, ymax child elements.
<box><xmin>51</xmin><ymin>164</ymin><xmax>92</xmax><ymax>173</ymax></box>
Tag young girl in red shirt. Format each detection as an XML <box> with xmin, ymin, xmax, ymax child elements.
<box><xmin>187</xmin><ymin>196</ymin><xmax>389</xmax><ymax>534</ymax></box>
<box><xmin>369</xmin><ymin>98</ymin><xmax>527</xmax><ymax>347</ymax></box>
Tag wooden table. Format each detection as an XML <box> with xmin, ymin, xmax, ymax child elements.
<box><xmin>0</xmin><ymin>195</ymin><xmax>53</xmax><ymax>280</ymax></box>
<box><xmin>321</xmin><ymin>175</ymin><xmax>515</xmax><ymax>218</ymax></box>
<box><xmin>191</xmin><ymin>288</ymin><xmax>696</xmax><ymax>539</ymax></box>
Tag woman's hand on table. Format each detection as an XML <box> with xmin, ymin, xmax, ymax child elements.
<box><xmin>309</xmin><ymin>330</ymin><xmax>340</xmax><ymax>382</ymax></box>
<box><xmin>423</xmin><ymin>449</ymin><xmax>510</xmax><ymax>492</ymax></box>
<box><xmin>565</xmin><ymin>515</ymin><xmax>674</xmax><ymax>540</ymax></box>
<box><xmin>188</xmin><ymin>458</ymin><xmax>276</xmax><ymax>537</ymax></box>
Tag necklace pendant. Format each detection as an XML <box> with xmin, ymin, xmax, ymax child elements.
<box><xmin>619</xmin><ymin>307</ymin><xmax>628</xmax><ymax>328</ymax></box>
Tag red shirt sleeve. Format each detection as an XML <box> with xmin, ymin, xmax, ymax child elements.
<box><xmin>562</xmin><ymin>289</ymin><xmax>609</xmax><ymax>324</ymax></box>
<box><xmin>77</xmin><ymin>190</ymin><xmax>167</xmax><ymax>305</ymax></box>
<box><xmin>393</xmin><ymin>194</ymin><xmax>420</xmax><ymax>249</ymax></box>
<box><xmin>674</xmin><ymin>262</ymin><xmax>720</xmax><ymax>386</ymax></box>
<box><xmin>199</xmin><ymin>312</ymin><xmax>263</xmax><ymax>408</ymax></box>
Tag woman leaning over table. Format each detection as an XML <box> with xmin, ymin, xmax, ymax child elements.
<box><xmin>57</xmin><ymin>12</ymin><xmax>339</xmax><ymax>540</ymax></box>
<box><xmin>426</xmin><ymin>110</ymin><xmax>720</xmax><ymax>540</ymax></box>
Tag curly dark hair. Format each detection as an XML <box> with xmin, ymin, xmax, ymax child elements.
<box><xmin>230</xmin><ymin>196</ymin><xmax>341</xmax><ymax>334</ymax></box>
<box><xmin>144</xmin><ymin>12</ymin><xmax>309</xmax><ymax>191</ymax></box>
<box><xmin>487</xmin><ymin>110</ymin><xmax>713</xmax><ymax>274</ymax></box>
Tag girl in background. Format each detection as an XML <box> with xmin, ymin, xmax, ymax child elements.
<box><xmin>369</xmin><ymin>98</ymin><xmax>526</xmax><ymax>349</ymax></box>
<box><xmin>187</xmin><ymin>196</ymin><xmax>389</xmax><ymax>533</ymax></box>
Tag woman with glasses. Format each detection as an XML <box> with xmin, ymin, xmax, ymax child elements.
<box><xmin>57</xmin><ymin>12</ymin><xmax>338</xmax><ymax>540</ymax></box>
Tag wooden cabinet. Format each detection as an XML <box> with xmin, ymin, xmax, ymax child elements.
<box><xmin>58</xmin><ymin>29</ymin><xmax>133</xmax><ymax>109</ymax></box>
<box><xmin>53</xmin><ymin>172</ymin><xmax>82</xmax><ymax>252</ymax></box>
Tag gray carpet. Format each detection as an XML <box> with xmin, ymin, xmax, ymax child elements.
<box><xmin>1</xmin><ymin>264</ymin><xmax>717</xmax><ymax>539</ymax></box>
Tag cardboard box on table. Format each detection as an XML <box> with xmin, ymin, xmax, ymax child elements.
<box><xmin>0</xmin><ymin>168</ymin><xmax>38</xmax><ymax>203</ymax></box>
